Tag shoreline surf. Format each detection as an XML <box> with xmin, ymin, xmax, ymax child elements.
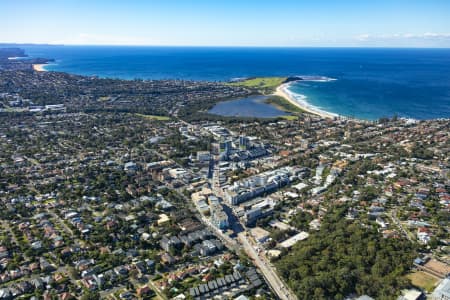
<box><xmin>274</xmin><ymin>81</ymin><xmax>340</xmax><ymax>120</ymax></box>
<box><xmin>32</xmin><ymin>64</ymin><xmax>48</xmax><ymax>72</ymax></box>
<box><xmin>20</xmin><ymin>46</ymin><xmax>450</xmax><ymax>120</ymax></box>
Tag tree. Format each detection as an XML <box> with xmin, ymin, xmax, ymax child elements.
<box><xmin>80</xmin><ymin>290</ymin><xmax>100</xmax><ymax>300</ymax></box>
<box><xmin>276</xmin><ymin>206</ymin><xmax>416</xmax><ymax>300</ymax></box>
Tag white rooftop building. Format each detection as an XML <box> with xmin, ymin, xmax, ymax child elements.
<box><xmin>432</xmin><ymin>278</ymin><xmax>450</xmax><ymax>300</ymax></box>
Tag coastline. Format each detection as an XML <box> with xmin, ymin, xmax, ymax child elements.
<box><xmin>274</xmin><ymin>82</ymin><xmax>338</xmax><ymax>119</ymax></box>
<box><xmin>33</xmin><ymin>64</ymin><xmax>48</xmax><ymax>72</ymax></box>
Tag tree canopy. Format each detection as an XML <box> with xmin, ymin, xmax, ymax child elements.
<box><xmin>276</xmin><ymin>206</ymin><xmax>416</xmax><ymax>299</ymax></box>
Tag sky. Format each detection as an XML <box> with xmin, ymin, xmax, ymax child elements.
<box><xmin>2</xmin><ymin>0</ymin><xmax>450</xmax><ymax>47</ymax></box>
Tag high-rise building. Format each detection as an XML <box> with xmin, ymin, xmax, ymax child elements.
<box><xmin>211</xmin><ymin>143</ymin><xmax>220</xmax><ymax>156</ymax></box>
<box><xmin>211</xmin><ymin>205</ymin><xmax>229</xmax><ymax>229</ymax></box>
<box><xmin>239</xmin><ymin>135</ymin><xmax>250</xmax><ymax>149</ymax></box>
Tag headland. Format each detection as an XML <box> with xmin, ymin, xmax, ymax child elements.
<box><xmin>229</xmin><ymin>76</ymin><xmax>340</xmax><ymax>119</ymax></box>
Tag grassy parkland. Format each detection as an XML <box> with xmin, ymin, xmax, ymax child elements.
<box><xmin>135</xmin><ymin>113</ymin><xmax>171</xmax><ymax>121</ymax></box>
<box><xmin>227</xmin><ymin>77</ymin><xmax>287</xmax><ymax>94</ymax></box>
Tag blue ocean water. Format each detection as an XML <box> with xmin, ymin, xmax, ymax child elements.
<box><xmin>22</xmin><ymin>45</ymin><xmax>450</xmax><ymax>120</ymax></box>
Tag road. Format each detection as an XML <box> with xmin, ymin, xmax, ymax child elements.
<box><xmin>388</xmin><ymin>209</ymin><xmax>414</xmax><ymax>242</ymax></box>
<box><xmin>238</xmin><ymin>232</ymin><xmax>297</xmax><ymax>300</ymax></box>
<box><xmin>1</xmin><ymin>220</ymin><xmax>19</xmax><ymax>246</ymax></box>
<box><xmin>199</xmin><ymin>211</ymin><xmax>240</xmax><ymax>251</ymax></box>
<box><xmin>147</xmin><ymin>120</ymin><xmax>297</xmax><ymax>299</ymax></box>
<box><xmin>46</xmin><ymin>210</ymin><xmax>75</xmax><ymax>236</ymax></box>
<box><xmin>147</xmin><ymin>143</ymin><xmax>240</xmax><ymax>250</ymax></box>
<box><xmin>146</xmin><ymin>277</ymin><xmax>168</xmax><ymax>300</ymax></box>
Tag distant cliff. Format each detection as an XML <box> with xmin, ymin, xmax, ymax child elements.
<box><xmin>0</xmin><ymin>48</ymin><xmax>54</xmax><ymax>71</ymax></box>
<box><xmin>0</xmin><ymin>47</ymin><xmax>27</xmax><ymax>60</ymax></box>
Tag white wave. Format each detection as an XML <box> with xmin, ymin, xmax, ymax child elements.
<box><xmin>282</xmin><ymin>84</ymin><xmax>339</xmax><ymax>118</ymax></box>
<box><xmin>230</xmin><ymin>77</ymin><xmax>248</xmax><ymax>82</ymax></box>
<box><xmin>293</xmin><ymin>75</ymin><xmax>337</xmax><ymax>82</ymax></box>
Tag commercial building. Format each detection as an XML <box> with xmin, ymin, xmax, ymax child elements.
<box><xmin>431</xmin><ymin>278</ymin><xmax>450</xmax><ymax>300</ymax></box>
<box><xmin>224</xmin><ymin>167</ymin><xmax>297</xmax><ymax>205</ymax></box>
<box><xmin>250</xmin><ymin>227</ymin><xmax>270</xmax><ymax>244</ymax></box>
<box><xmin>211</xmin><ymin>205</ymin><xmax>229</xmax><ymax>230</ymax></box>
<box><xmin>279</xmin><ymin>231</ymin><xmax>309</xmax><ymax>249</ymax></box>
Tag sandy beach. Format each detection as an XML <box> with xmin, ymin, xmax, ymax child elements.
<box><xmin>274</xmin><ymin>82</ymin><xmax>338</xmax><ymax>119</ymax></box>
<box><xmin>32</xmin><ymin>64</ymin><xmax>47</xmax><ymax>72</ymax></box>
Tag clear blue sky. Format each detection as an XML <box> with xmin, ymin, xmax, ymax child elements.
<box><xmin>2</xmin><ymin>0</ymin><xmax>450</xmax><ymax>47</ymax></box>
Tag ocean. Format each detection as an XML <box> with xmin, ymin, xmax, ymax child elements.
<box><xmin>21</xmin><ymin>45</ymin><xmax>450</xmax><ymax>120</ymax></box>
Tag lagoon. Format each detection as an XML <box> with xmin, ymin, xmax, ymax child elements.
<box><xmin>208</xmin><ymin>96</ymin><xmax>289</xmax><ymax>118</ymax></box>
<box><xmin>21</xmin><ymin>46</ymin><xmax>450</xmax><ymax>120</ymax></box>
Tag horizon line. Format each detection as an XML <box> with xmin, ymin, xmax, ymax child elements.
<box><xmin>1</xmin><ymin>42</ymin><xmax>450</xmax><ymax>49</ymax></box>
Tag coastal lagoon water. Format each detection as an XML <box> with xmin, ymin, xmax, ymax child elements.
<box><xmin>20</xmin><ymin>45</ymin><xmax>450</xmax><ymax>120</ymax></box>
<box><xmin>208</xmin><ymin>96</ymin><xmax>288</xmax><ymax>118</ymax></box>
